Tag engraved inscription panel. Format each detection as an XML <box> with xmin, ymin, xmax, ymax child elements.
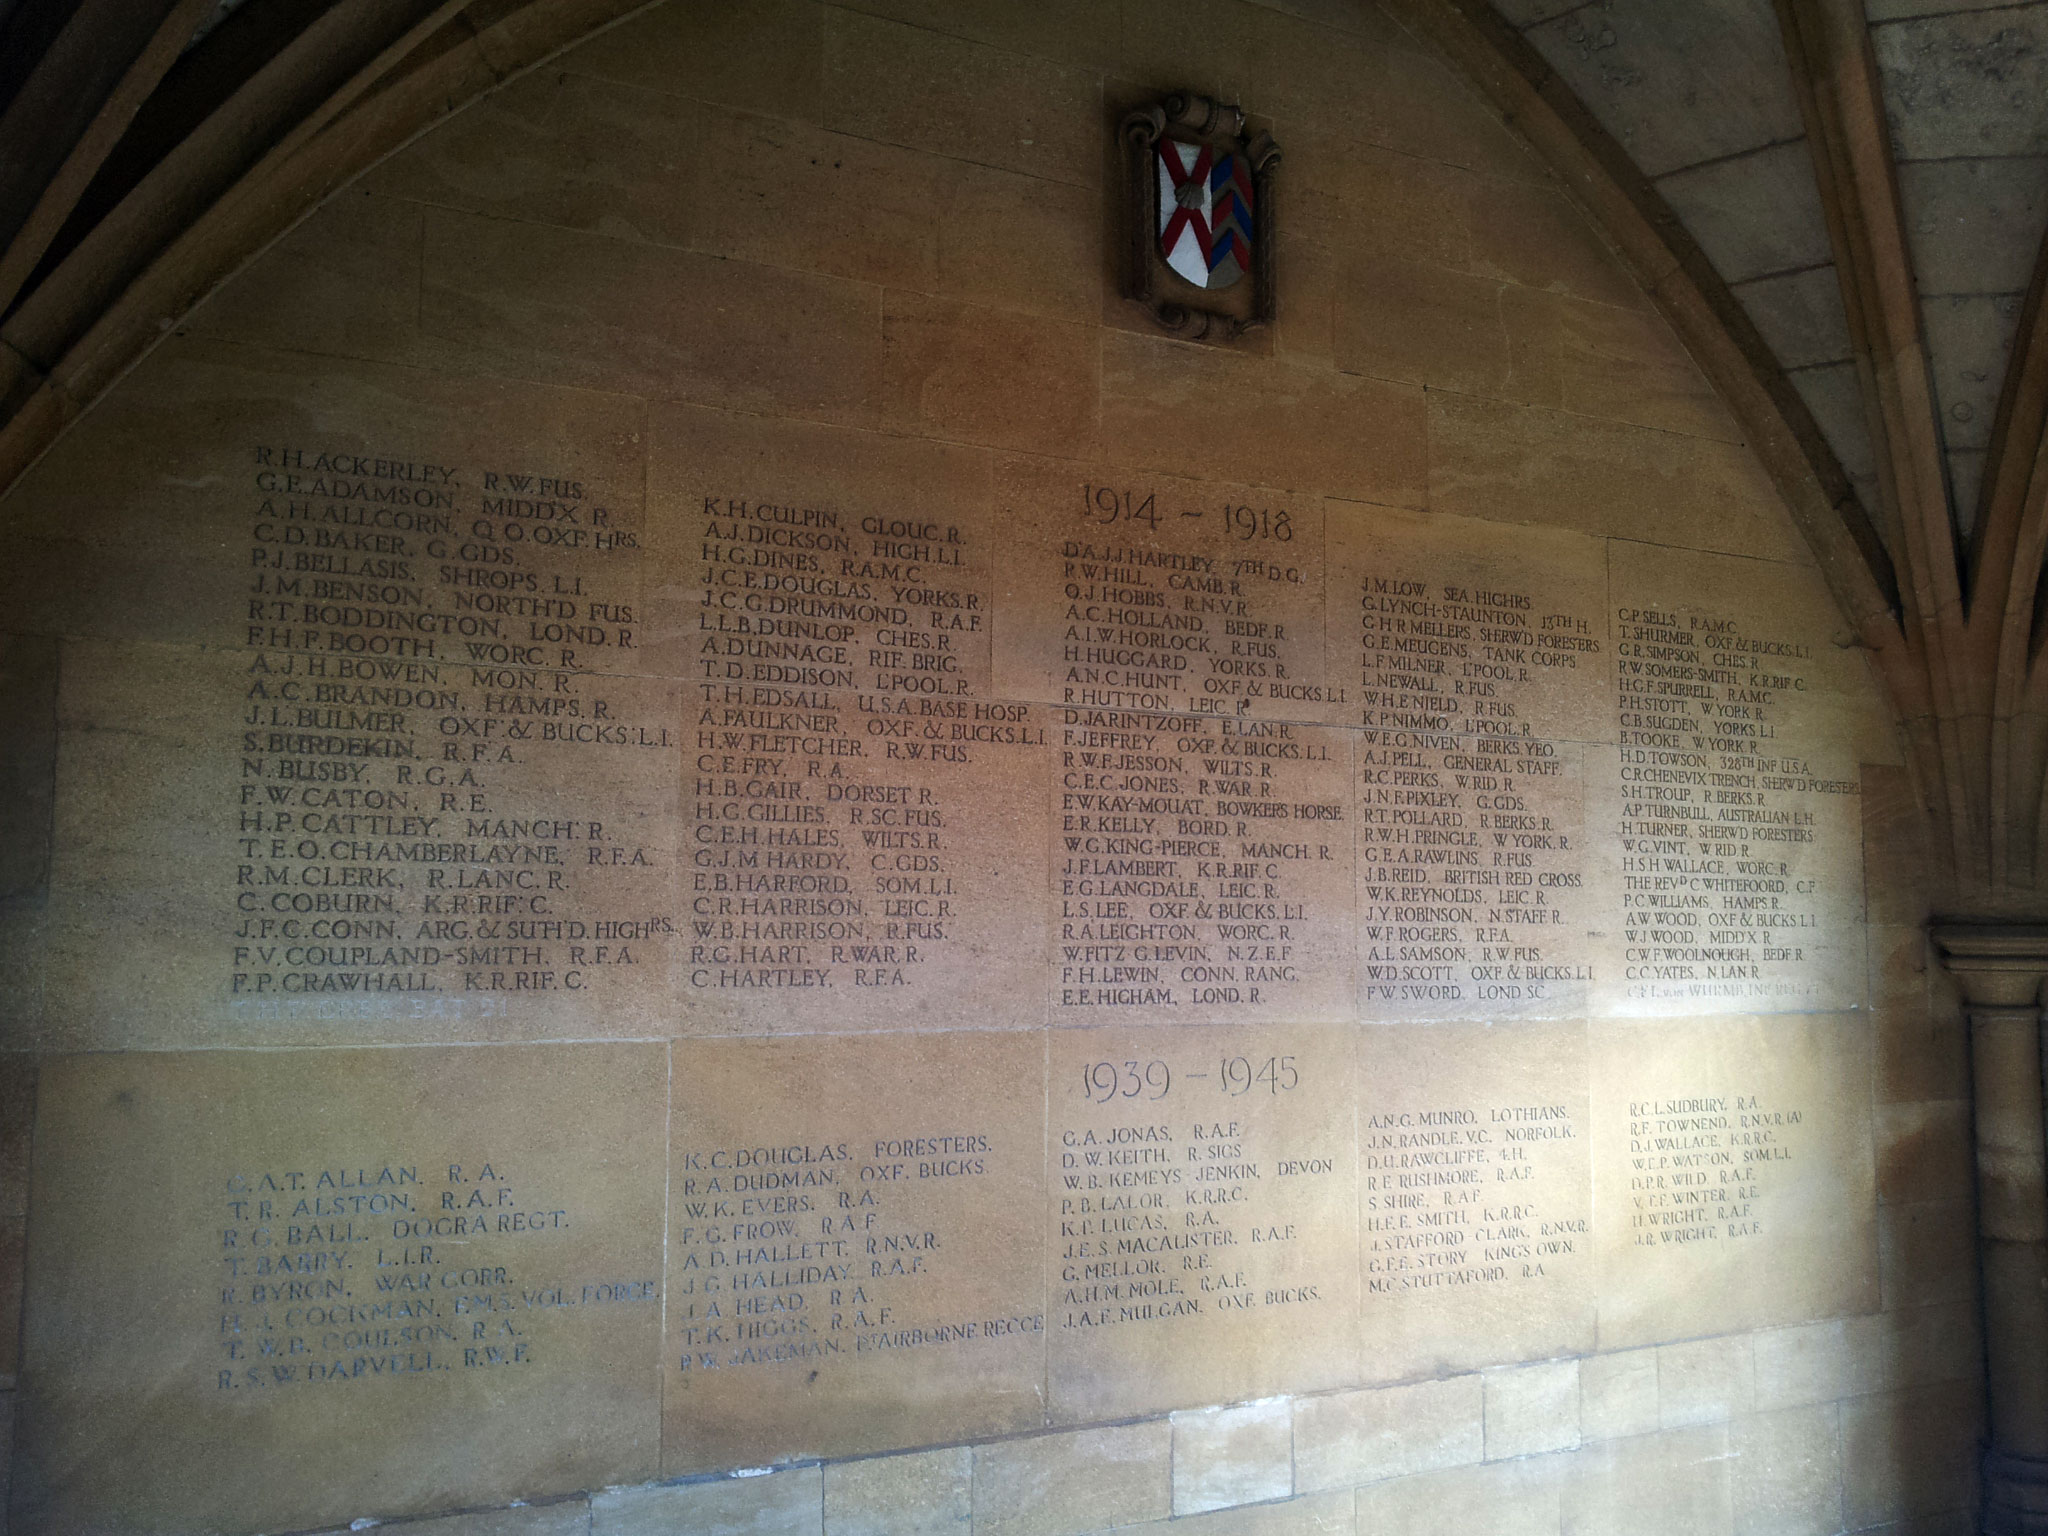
<box><xmin>13</xmin><ymin>1045</ymin><xmax>666</xmax><ymax>1536</ymax></box>
<box><xmin>652</xmin><ymin>407</ymin><xmax>1050</xmax><ymax>1032</ymax></box>
<box><xmin>663</xmin><ymin>1030</ymin><xmax>1047</xmax><ymax>1471</ymax></box>
<box><xmin>1357</xmin><ymin>1020</ymin><xmax>1593</xmax><ymax>1379</ymax></box>
<box><xmin>1590</xmin><ymin>1014</ymin><xmax>1877</xmax><ymax>1347</ymax></box>
<box><xmin>1595</xmin><ymin>545</ymin><xmax>1874</xmax><ymax>1016</ymax></box>
<box><xmin>992</xmin><ymin>457</ymin><xmax>1337</xmax><ymax>725</ymax></box>
<box><xmin>1327</xmin><ymin>508</ymin><xmax>1607</xmax><ymax>1020</ymax></box>
<box><xmin>18</xmin><ymin>347</ymin><xmax>680</xmax><ymax>1048</ymax></box>
<box><xmin>1048</xmin><ymin>1023</ymin><xmax>1359</xmax><ymax>1421</ymax></box>
<box><xmin>233</xmin><ymin>379</ymin><xmax>671</xmax><ymax>1022</ymax></box>
<box><xmin>0</xmin><ymin>355</ymin><xmax>1897</xmax><ymax>1050</ymax></box>
<box><xmin>1047</xmin><ymin>713</ymin><xmax>1355</xmax><ymax>1023</ymax></box>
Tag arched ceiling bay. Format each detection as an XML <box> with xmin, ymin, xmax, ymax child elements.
<box><xmin>1488</xmin><ymin>0</ymin><xmax>2048</xmax><ymax>556</ymax></box>
<box><xmin>1501</xmin><ymin>0</ymin><xmax>1885</xmax><ymax>530</ymax></box>
<box><xmin>1445</xmin><ymin>0</ymin><xmax>2048</xmax><ymax>901</ymax></box>
<box><xmin>3</xmin><ymin>0</ymin><xmax>2048</xmax><ymax>902</ymax></box>
<box><xmin>0</xmin><ymin>0</ymin><xmax>655</xmax><ymax>493</ymax></box>
<box><xmin>1876</xmin><ymin>4</ymin><xmax>2048</xmax><ymax>533</ymax></box>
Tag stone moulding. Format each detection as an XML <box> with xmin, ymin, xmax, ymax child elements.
<box><xmin>1119</xmin><ymin>91</ymin><xmax>1280</xmax><ymax>342</ymax></box>
<box><xmin>1929</xmin><ymin>922</ymin><xmax>2048</xmax><ymax>1005</ymax></box>
<box><xmin>1930</xmin><ymin>923</ymin><xmax>2048</xmax><ymax>1536</ymax></box>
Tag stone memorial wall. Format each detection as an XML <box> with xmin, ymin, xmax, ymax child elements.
<box><xmin>0</xmin><ymin>2</ymin><xmax>1974</xmax><ymax>1533</ymax></box>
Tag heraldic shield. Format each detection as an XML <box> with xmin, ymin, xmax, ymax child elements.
<box><xmin>1121</xmin><ymin>92</ymin><xmax>1279</xmax><ymax>339</ymax></box>
<box><xmin>1157</xmin><ymin>139</ymin><xmax>1253</xmax><ymax>290</ymax></box>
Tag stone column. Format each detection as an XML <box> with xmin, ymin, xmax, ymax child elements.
<box><xmin>1932</xmin><ymin>926</ymin><xmax>2048</xmax><ymax>1534</ymax></box>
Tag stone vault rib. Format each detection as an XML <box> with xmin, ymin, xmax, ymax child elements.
<box><xmin>0</xmin><ymin>0</ymin><xmax>660</xmax><ymax>494</ymax></box>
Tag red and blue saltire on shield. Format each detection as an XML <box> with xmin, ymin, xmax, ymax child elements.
<box><xmin>1157</xmin><ymin>138</ymin><xmax>1254</xmax><ymax>291</ymax></box>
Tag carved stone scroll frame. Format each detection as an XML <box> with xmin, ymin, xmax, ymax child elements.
<box><xmin>1120</xmin><ymin>92</ymin><xmax>1280</xmax><ymax>342</ymax></box>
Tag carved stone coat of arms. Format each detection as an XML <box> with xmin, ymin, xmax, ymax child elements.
<box><xmin>1121</xmin><ymin>93</ymin><xmax>1280</xmax><ymax>340</ymax></box>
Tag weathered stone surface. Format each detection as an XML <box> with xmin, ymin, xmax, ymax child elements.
<box><xmin>1492</xmin><ymin>0</ymin><xmax>1589</xmax><ymax>23</ymax></box>
<box><xmin>1874</xmin><ymin>11</ymin><xmax>2048</xmax><ymax>161</ymax></box>
<box><xmin>1425</xmin><ymin>393</ymin><xmax>1813</xmax><ymax>564</ymax></box>
<box><xmin>1839</xmin><ymin>1380</ymin><xmax>1983</xmax><ymax>1528</ymax></box>
<box><xmin>0</xmin><ymin>635</ymin><xmax>56</xmax><ymax>1043</ymax></box>
<box><xmin>823</xmin><ymin>1446</ymin><xmax>971</xmax><ymax>1536</ymax></box>
<box><xmin>1170</xmin><ymin>1398</ymin><xmax>1293</xmax><ymax>1514</ymax></box>
<box><xmin>0</xmin><ymin>1056</ymin><xmax>32</xmax><ymax>1221</ymax></box>
<box><xmin>1049</xmin><ymin>1023</ymin><xmax>1359</xmax><ymax>1420</ymax></box>
<box><xmin>365</xmin><ymin>70</ymin><xmax>941</xmax><ymax>292</ymax></box>
<box><xmin>1592</xmin><ymin>541</ymin><xmax>1889</xmax><ymax>1017</ymax></box>
<box><xmin>1293</xmin><ymin>1375</ymin><xmax>1484</xmax><ymax>1491</ymax></box>
<box><xmin>933</xmin><ymin>160</ymin><xmax>1101</xmax><ymax>319</ymax></box>
<box><xmin>1590</xmin><ymin>1014</ymin><xmax>1878</xmax><ymax>1348</ymax></box>
<box><xmin>1881</xmin><ymin>1196</ymin><xmax>1976</xmax><ymax>1310</ymax></box>
<box><xmin>834</xmin><ymin>0</ymin><xmax>1120</xmax><ymax>71</ymax></box>
<box><xmin>1100</xmin><ymin>333</ymin><xmax>1429</xmax><ymax>509</ymax></box>
<box><xmin>1330</xmin><ymin>232</ymin><xmax>1704</xmax><ymax>435</ymax></box>
<box><xmin>1877</xmin><ymin>1099</ymin><xmax>1973</xmax><ymax>1209</ymax></box>
<box><xmin>0</xmin><ymin>1214</ymin><xmax>21</xmax><ymax>1389</ymax></box>
<box><xmin>1885</xmin><ymin>1299</ymin><xmax>1981</xmax><ymax>1390</ymax></box>
<box><xmin>1351</xmin><ymin>1452</ymin><xmax>1563</xmax><ymax>1536</ymax></box>
<box><xmin>1657</xmin><ymin>141</ymin><xmax>1833</xmax><ymax>285</ymax></box>
<box><xmin>1521</xmin><ymin>0</ymin><xmax>1806</xmax><ymax>178</ymax></box>
<box><xmin>1751</xmin><ymin>1314</ymin><xmax>1885</xmax><ymax>1411</ymax></box>
<box><xmin>13</xmin><ymin>1045</ymin><xmax>667</xmax><ymax>1534</ymax></box>
<box><xmin>596</xmin><ymin>1468</ymin><xmax>823</xmax><ymax>1536</ymax></box>
<box><xmin>357</xmin><ymin>1503</ymin><xmax>595</xmax><ymax>1536</ymax></box>
<box><xmin>1579</xmin><ymin>1346</ymin><xmax>1660</xmax><ymax>1442</ymax></box>
<box><xmin>1463</xmin><ymin>176</ymin><xmax>1651</xmax><ymax>312</ymax></box>
<box><xmin>1921</xmin><ymin>292</ymin><xmax>2022</xmax><ymax>452</ymax></box>
<box><xmin>1483</xmin><ymin>1358</ymin><xmax>1581</xmax><ymax>1460</ymax></box>
<box><xmin>1253</xmin><ymin>11</ymin><xmax>1542</xmax><ymax>184</ymax></box>
<box><xmin>1501</xmin><ymin>285</ymin><xmax>1741</xmax><ymax>442</ymax></box>
<box><xmin>1898</xmin><ymin>156</ymin><xmax>2048</xmax><ymax>297</ymax></box>
<box><xmin>1335</xmin><ymin>252</ymin><xmax>1522</xmax><ymax>401</ymax></box>
<box><xmin>1113</xmin><ymin>1489</ymin><xmax>1356</xmax><ymax>1535</ymax></box>
<box><xmin>1358</xmin><ymin>1022</ymin><xmax>1594</xmax><ymax>1374</ymax></box>
<box><xmin>1730</xmin><ymin>1402</ymin><xmax>1843</xmax><ymax>1536</ymax></box>
<box><xmin>1729</xmin><ymin>266</ymin><xmax>1853</xmax><ymax>372</ymax></box>
<box><xmin>1288</xmin><ymin>138</ymin><xmax>1475</xmax><ymax>273</ymax></box>
<box><xmin>422</xmin><ymin>209</ymin><xmax>884</xmax><ymax>426</ymax></box>
<box><xmin>883</xmin><ymin>297</ymin><xmax>1101</xmax><ymax>458</ymax></box>
<box><xmin>971</xmin><ymin>1421</ymin><xmax>1172</xmax><ymax>1536</ymax></box>
<box><xmin>664</xmin><ymin>1031</ymin><xmax>1047</xmax><ymax>1471</ymax></box>
<box><xmin>1561</xmin><ymin>1423</ymin><xmax>1733</xmax><ymax>1536</ymax></box>
<box><xmin>1118</xmin><ymin>0</ymin><xmax>1262</xmax><ymax>103</ymax></box>
<box><xmin>822</xmin><ymin>8</ymin><xmax>1100</xmax><ymax>187</ymax></box>
<box><xmin>563</xmin><ymin>0</ymin><xmax>827</xmax><ymax>124</ymax></box>
<box><xmin>1657</xmin><ymin>1332</ymin><xmax>1755</xmax><ymax>1428</ymax></box>
<box><xmin>1786</xmin><ymin>360</ymin><xmax>1882</xmax><ymax>483</ymax></box>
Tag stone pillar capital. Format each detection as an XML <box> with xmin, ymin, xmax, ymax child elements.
<box><xmin>1931</xmin><ymin>923</ymin><xmax>2048</xmax><ymax>1010</ymax></box>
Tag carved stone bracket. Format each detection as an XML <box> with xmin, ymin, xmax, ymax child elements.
<box><xmin>1931</xmin><ymin>925</ymin><xmax>2048</xmax><ymax>1534</ymax></box>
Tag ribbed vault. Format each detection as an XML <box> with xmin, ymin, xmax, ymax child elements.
<box><xmin>1395</xmin><ymin>0</ymin><xmax>2048</xmax><ymax>911</ymax></box>
<box><xmin>0</xmin><ymin>0</ymin><xmax>657</xmax><ymax>490</ymax></box>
